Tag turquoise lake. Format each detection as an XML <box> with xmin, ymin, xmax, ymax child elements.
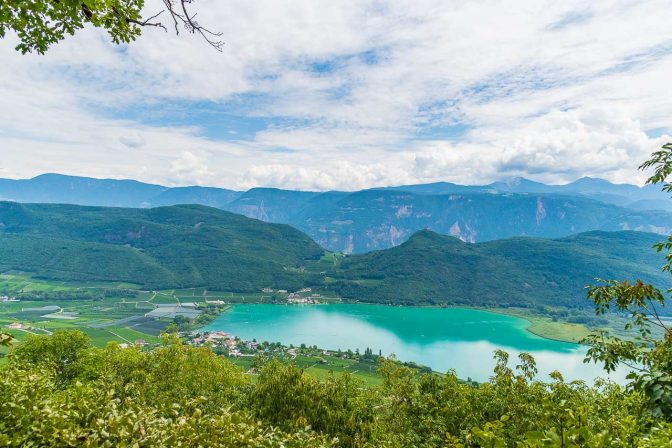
<box><xmin>203</xmin><ymin>304</ymin><xmax>628</xmax><ymax>383</ymax></box>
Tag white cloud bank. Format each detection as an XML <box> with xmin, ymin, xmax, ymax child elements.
<box><xmin>0</xmin><ymin>0</ymin><xmax>671</xmax><ymax>190</ymax></box>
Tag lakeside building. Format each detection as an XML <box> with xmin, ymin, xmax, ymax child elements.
<box><xmin>287</xmin><ymin>296</ymin><xmax>316</xmax><ymax>304</ymax></box>
<box><xmin>204</xmin><ymin>331</ymin><xmax>230</xmax><ymax>343</ymax></box>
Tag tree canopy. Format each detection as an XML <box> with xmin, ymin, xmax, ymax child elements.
<box><xmin>582</xmin><ymin>141</ymin><xmax>672</xmax><ymax>419</ymax></box>
<box><xmin>2</xmin><ymin>327</ymin><xmax>672</xmax><ymax>446</ymax></box>
<box><xmin>0</xmin><ymin>0</ymin><xmax>223</xmax><ymax>54</ymax></box>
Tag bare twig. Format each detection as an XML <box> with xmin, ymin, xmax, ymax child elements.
<box><xmin>153</xmin><ymin>0</ymin><xmax>224</xmax><ymax>51</ymax></box>
<box><xmin>127</xmin><ymin>10</ymin><xmax>167</xmax><ymax>32</ymax></box>
<box><xmin>642</xmin><ymin>301</ymin><xmax>668</xmax><ymax>330</ymax></box>
<box><xmin>115</xmin><ymin>0</ymin><xmax>224</xmax><ymax>50</ymax></box>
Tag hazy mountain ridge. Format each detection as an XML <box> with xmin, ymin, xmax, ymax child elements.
<box><xmin>2</xmin><ymin>173</ymin><xmax>671</xmax><ymax>253</ymax></box>
<box><xmin>289</xmin><ymin>190</ymin><xmax>672</xmax><ymax>252</ymax></box>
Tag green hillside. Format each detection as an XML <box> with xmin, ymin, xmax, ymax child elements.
<box><xmin>0</xmin><ymin>202</ymin><xmax>324</xmax><ymax>291</ymax></box>
<box><xmin>327</xmin><ymin>229</ymin><xmax>671</xmax><ymax>308</ymax></box>
<box><xmin>1</xmin><ymin>202</ymin><xmax>669</xmax><ymax>308</ymax></box>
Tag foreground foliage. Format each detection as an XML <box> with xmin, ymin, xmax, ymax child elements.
<box><xmin>581</xmin><ymin>142</ymin><xmax>672</xmax><ymax>422</ymax></box>
<box><xmin>0</xmin><ymin>329</ymin><xmax>671</xmax><ymax>447</ymax></box>
<box><xmin>0</xmin><ymin>0</ymin><xmax>222</xmax><ymax>54</ymax></box>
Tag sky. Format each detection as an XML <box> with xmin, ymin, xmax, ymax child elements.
<box><xmin>1</xmin><ymin>0</ymin><xmax>671</xmax><ymax>191</ymax></box>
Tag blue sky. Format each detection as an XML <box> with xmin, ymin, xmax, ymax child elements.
<box><xmin>0</xmin><ymin>0</ymin><xmax>671</xmax><ymax>190</ymax></box>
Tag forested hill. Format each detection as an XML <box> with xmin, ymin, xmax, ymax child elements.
<box><xmin>327</xmin><ymin>229</ymin><xmax>672</xmax><ymax>308</ymax></box>
<box><xmin>0</xmin><ymin>201</ymin><xmax>669</xmax><ymax>308</ymax></box>
<box><xmin>0</xmin><ymin>202</ymin><xmax>323</xmax><ymax>291</ymax></box>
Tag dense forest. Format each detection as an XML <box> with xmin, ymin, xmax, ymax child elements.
<box><xmin>0</xmin><ymin>202</ymin><xmax>323</xmax><ymax>291</ymax></box>
<box><xmin>1</xmin><ymin>202</ymin><xmax>671</xmax><ymax>308</ymax></box>
<box><xmin>328</xmin><ymin>230</ymin><xmax>672</xmax><ymax>308</ymax></box>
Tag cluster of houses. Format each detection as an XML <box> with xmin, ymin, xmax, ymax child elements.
<box><xmin>183</xmin><ymin>329</ymin><xmax>371</xmax><ymax>370</ymax></box>
<box><xmin>261</xmin><ymin>287</ymin><xmax>323</xmax><ymax>304</ymax></box>
<box><xmin>287</xmin><ymin>294</ymin><xmax>317</xmax><ymax>304</ymax></box>
<box><xmin>187</xmin><ymin>331</ymin><xmax>258</xmax><ymax>357</ymax></box>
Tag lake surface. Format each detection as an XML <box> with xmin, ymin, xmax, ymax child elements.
<box><xmin>203</xmin><ymin>304</ymin><xmax>628</xmax><ymax>383</ymax></box>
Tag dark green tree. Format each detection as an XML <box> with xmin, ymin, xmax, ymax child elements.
<box><xmin>0</xmin><ymin>0</ymin><xmax>223</xmax><ymax>54</ymax></box>
<box><xmin>584</xmin><ymin>142</ymin><xmax>672</xmax><ymax>419</ymax></box>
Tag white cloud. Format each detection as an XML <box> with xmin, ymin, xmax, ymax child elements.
<box><xmin>242</xmin><ymin>160</ymin><xmax>415</xmax><ymax>191</ymax></box>
<box><xmin>1</xmin><ymin>0</ymin><xmax>671</xmax><ymax>190</ymax></box>
<box><xmin>411</xmin><ymin>107</ymin><xmax>671</xmax><ymax>185</ymax></box>
<box><xmin>119</xmin><ymin>134</ymin><xmax>146</xmax><ymax>149</ymax></box>
<box><xmin>169</xmin><ymin>151</ymin><xmax>214</xmax><ymax>185</ymax></box>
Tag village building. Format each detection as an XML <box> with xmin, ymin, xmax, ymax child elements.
<box><xmin>205</xmin><ymin>331</ymin><xmax>230</xmax><ymax>343</ymax></box>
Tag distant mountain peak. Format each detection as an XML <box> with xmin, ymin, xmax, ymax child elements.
<box><xmin>569</xmin><ymin>176</ymin><xmax>611</xmax><ymax>185</ymax></box>
<box><xmin>500</xmin><ymin>176</ymin><xmax>531</xmax><ymax>186</ymax></box>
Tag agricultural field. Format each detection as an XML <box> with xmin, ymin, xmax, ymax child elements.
<box><xmin>224</xmin><ymin>351</ymin><xmax>384</xmax><ymax>386</ymax></box>
<box><xmin>0</xmin><ymin>276</ymin><xmax>204</xmax><ymax>349</ymax></box>
<box><xmin>0</xmin><ymin>272</ymin><xmax>140</xmax><ymax>293</ymax></box>
<box><xmin>0</xmin><ymin>295</ymin><xmax>166</xmax><ymax>348</ymax></box>
<box><xmin>0</xmin><ymin>272</ymin><xmax>342</xmax><ymax>353</ymax></box>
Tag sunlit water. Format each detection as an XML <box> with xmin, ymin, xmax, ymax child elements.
<box><xmin>202</xmin><ymin>304</ymin><xmax>629</xmax><ymax>383</ymax></box>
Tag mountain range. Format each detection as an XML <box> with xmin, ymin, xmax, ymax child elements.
<box><xmin>0</xmin><ymin>202</ymin><xmax>669</xmax><ymax>309</ymax></box>
<box><xmin>1</xmin><ymin>173</ymin><xmax>671</xmax><ymax>253</ymax></box>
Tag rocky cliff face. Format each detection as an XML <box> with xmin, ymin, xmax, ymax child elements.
<box><xmin>3</xmin><ymin>174</ymin><xmax>672</xmax><ymax>253</ymax></box>
<box><xmin>275</xmin><ymin>191</ymin><xmax>671</xmax><ymax>253</ymax></box>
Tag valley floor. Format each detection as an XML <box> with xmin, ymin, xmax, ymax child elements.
<box><xmin>1</xmin><ymin>271</ymin><xmax>622</xmax><ymax>372</ymax></box>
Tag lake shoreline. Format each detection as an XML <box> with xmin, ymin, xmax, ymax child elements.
<box><xmin>206</xmin><ymin>301</ymin><xmax>590</xmax><ymax>345</ymax></box>
<box><xmin>472</xmin><ymin>307</ymin><xmax>591</xmax><ymax>344</ymax></box>
<box><xmin>200</xmin><ymin>303</ymin><xmax>620</xmax><ymax>383</ymax></box>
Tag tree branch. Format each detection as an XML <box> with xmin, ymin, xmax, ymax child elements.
<box><xmin>152</xmin><ymin>0</ymin><xmax>224</xmax><ymax>51</ymax></box>
<box><xmin>126</xmin><ymin>10</ymin><xmax>167</xmax><ymax>31</ymax></box>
